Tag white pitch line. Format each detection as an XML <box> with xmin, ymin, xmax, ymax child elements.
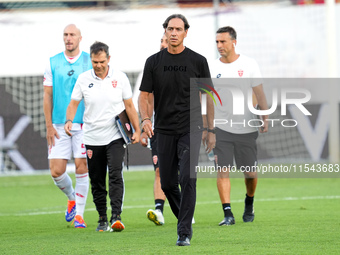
<box><xmin>0</xmin><ymin>195</ymin><xmax>339</xmax><ymax>217</ymax></box>
<box><xmin>196</xmin><ymin>195</ymin><xmax>340</xmax><ymax>205</ymax></box>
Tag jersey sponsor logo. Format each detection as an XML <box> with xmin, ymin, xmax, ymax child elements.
<box><xmin>67</xmin><ymin>70</ymin><xmax>75</xmax><ymax>76</ymax></box>
<box><xmin>112</xmin><ymin>80</ymin><xmax>117</xmax><ymax>88</ymax></box>
<box><xmin>153</xmin><ymin>155</ymin><xmax>158</xmax><ymax>165</ymax></box>
<box><xmin>87</xmin><ymin>149</ymin><xmax>93</xmax><ymax>159</ymax></box>
<box><xmin>76</xmin><ymin>193</ymin><xmax>85</xmax><ymax>198</ymax></box>
<box><xmin>238</xmin><ymin>70</ymin><xmax>244</xmax><ymax>77</ymax></box>
<box><xmin>164</xmin><ymin>65</ymin><xmax>187</xmax><ymax>72</ymax></box>
<box><xmin>88</xmin><ymin>83</ymin><xmax>94</xmax><ymax>88</ymax></box>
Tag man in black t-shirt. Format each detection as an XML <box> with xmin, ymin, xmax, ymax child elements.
<box><xmin>139</xmin><ymin>14</ymin><xmax>215</xmax><ymax>246</ymax></box>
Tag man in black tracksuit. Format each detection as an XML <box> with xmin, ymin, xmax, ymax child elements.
<box><xmin>138</xmin><ymin>14</ymin><xmax>215</xmax><ymax>246</ymax></box>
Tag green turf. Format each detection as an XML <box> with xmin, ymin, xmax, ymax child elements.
<box><xmin>0</xmin><ymin>171</ymin><xmax>339</xmax><ymax>254</ymax></box>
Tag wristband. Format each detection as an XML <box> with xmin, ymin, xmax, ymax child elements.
<box><xmin>141</xmin><ymin>117</ymin><xmax>151</xmax><ymax>124</ymax></box>
<box><xmin>65</xmin><ymin>119</ymin><xmax>73</xmax><ymax>124</ymax></box>
<box><xmin>208</xmin><ymin>128</ymin><xmax>215</xmax><ymax>134</ymax></box>
<box><xmin>203</xmin><ymin>127</ymin><xmax>208</xmax><ymax>131</ymax></box>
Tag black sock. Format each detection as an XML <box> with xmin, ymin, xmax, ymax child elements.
<box><xmin>245</xmin><ymin>194</ymin><xmax>254</xmax><ymax>206</ymax></box>
<box><xmin>222</xmin><ymin>203</ymin><xmax>233</xmax><ymax>217</ymax></box>
<box><xmin>155</xmin><ymin>199</ymin><xmax>165</xmax><ymax>213</ymax></box>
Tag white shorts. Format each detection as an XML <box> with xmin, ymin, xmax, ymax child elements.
<box><xmin>48</xmin><ymin>124</ymin><xmax>86</xmax><ymax>160</ymax></box>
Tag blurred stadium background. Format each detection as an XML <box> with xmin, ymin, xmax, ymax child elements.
<box><xmin>0</xmin><ymin>0</ymin><xmax>339</xmax><ymax>172</ymax></box>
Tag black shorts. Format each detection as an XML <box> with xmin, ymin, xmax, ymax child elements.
<box><xmin>214</xmin><ymin>128</ymin><xmax>258</xmax><ymax>170</ymax></box>
<box><xmin>150</xmin><ymin>133</ymin><xmax>159</xmax><ymax>170</ymax></box>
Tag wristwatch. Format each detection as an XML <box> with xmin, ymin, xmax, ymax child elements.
<box><xmin>208</xmin><ymin>128</ymin><xmax>215</xmax><ymax>134</ymax></box>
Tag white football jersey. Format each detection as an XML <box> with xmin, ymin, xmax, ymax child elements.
<box><xmin>209</xmin><ymin>55</ymin><xmax>263</xmax><ymax>134</ymax></box>
<box><xmin>71</xmin><ymin>66</ymin><xmax>132</xmax><ymax>145</ymax></box>
<box><xmin>43</xmin><ymin>51</ymin><xmax>82</xmax><ymax>87</ymax></box>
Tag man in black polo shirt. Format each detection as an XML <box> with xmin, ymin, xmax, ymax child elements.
<box><xmin>139</xmin><ymin>14</ymin><xmax>215</xmax><ymax>246</ymax></box>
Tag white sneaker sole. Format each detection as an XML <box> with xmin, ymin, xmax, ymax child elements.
<box><xmin>147</xmin><ymin>210</ymin><xmax>164</xmax><ymax>225</ymax></box>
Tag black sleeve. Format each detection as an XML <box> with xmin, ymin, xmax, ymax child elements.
<box><xmin>139</xmin><ymin>56</ymin><xmax>154</xmax><ymax>93</ymax></box>
<box><xmin>201</xmin><ymin>57</ymin><xmax>212</xmax><ymax>79</ymax></box>
<box><xmin>201</xmin><ymin>57</ymin><xmax>214</xmax><ymax>91</ymax></box>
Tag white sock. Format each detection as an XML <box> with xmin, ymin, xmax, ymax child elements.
<box><xmin>52</xmin><ymin>172</ymin><xmax>75</xmax><ymax>201</ymax></box>
<box><xmin>75</xmin><ymin>173</ymin><xmax>89</xmax><ymax>218</ymax></box>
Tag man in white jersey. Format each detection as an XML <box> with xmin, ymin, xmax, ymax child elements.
<box><xmin>209</xmin><ymin>26</ymin><xmax>269</xmax><ymax>226</ymax></box>
<box><xmin>43</xmin><ymin>24</ymin><xmax>91</xmax><ymax>228</ymax></box>
<box><xmin>65</xmin><ymin>41</ymin><xmax>140</xmax><ymax>232</ymax></box>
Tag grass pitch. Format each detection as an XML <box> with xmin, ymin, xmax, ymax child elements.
<box><xmin>0</xmin><ymin>170</ymin><xmax>339</xmax><ymax>254</ymax></box>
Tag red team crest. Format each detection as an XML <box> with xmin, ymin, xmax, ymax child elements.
<box><xmin>153</xmin><ymin>155</ymin><xmax>158</xmax><ymax>165</ymax></box>
<box><xmin>87</xmin><ymin>149</ymin><xmax>93</xmax><ymax>159</ymax></box>
<box><xmin>238</xmin><ymin>70</ymin><xmax>244</xmax><ymax>77</ymax></box>
<box><xmin>112</xmin><ymin>80</ymin><xmax>117</xmax><ymax>88</ymax></box>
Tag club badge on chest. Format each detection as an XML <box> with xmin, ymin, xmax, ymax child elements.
<box><xmin>112</xmin><ymin>80</ymin><xmax>118</xmax><ymax>88</ymax></box>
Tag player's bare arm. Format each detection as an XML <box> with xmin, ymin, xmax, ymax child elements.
<box><xmin>138</xmin><ymin>91</ymin><xmax>154</xmax><ymax>138</ymax></box>
<box><xmin>201</xmin><ymin>92</ymin><xmax>209</xmax><ymax>147</ymax></box>
<box><xmin>206</xmin><ymin>94</ymin><xmax>216</xmax><ymax>152</ymax></box>
<box><xmin>43</xmin><ymin>86</ymin><xmax>59</xmax><ymax>147</ymax></box>
<box><xmin>147</xmin><ymin>93</ymin><xmax>155</xmax><ymax>119</ymax></box>
<box><xmin>140</xmin><ymin>93</ymin><xmax>155</xmax><ymax>147</ymax></box>
<box><xmin>64</xmin><ymin>99</ymin><xmax>80</xmax><ymax>136</ymax></box>
<box><xmin>124</xmin><ymin>98</ymin><xmax>141</xmax><ymax>144</ymax></box>
<box><xmin>202</xmin><ymin>114</ymin><xmax>208</xmax><ymax>147</ymax></box>
<box><xmin>253</xmin><ymin>84</ymin><xmax>269</xmax><ymax>133</ymax></box>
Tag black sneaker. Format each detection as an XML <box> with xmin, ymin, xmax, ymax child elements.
<box><xmin>176</xmin><ymin>235</ymin><xmax>190</xmax><ymax>246</ymax></box>
<box><xmin>219</xmin><ymin>216</ymin><xmax>235</xmax><ymax>226</ymax></box>
<box><xmin>96</xmin><ymin>216</ymin><xmax>109</xmax><ymax>232</ymax></box>
<box><xmin>243</xmin><ymin>204</ymin><xmax>255</xmax><ymax>222</ymax></box>
<box><xmin>110</xmin><ymin>214</ymin><xmax>125</xmax><ymax>232</ymax></box>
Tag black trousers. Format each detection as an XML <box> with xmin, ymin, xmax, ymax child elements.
<box><xmin>85</xmin><ymin>138</ymin><xmax>125</xmax><ymax>219</ymax></box>
<box><xmin>157</xmin><ymin>131</ymin><xmax>201</xmax><ymax>236</ymax></box>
